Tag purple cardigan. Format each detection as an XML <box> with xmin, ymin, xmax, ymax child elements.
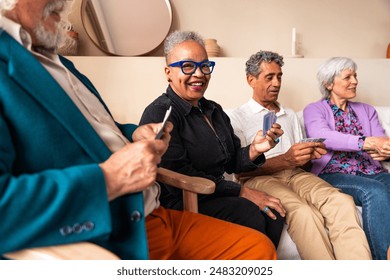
<box><xmin>303</xmin><ymin>99</ymin><xmax>386</xmax><ymax>175</ymax></box>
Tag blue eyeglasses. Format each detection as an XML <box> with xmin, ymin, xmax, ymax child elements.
<box><xmin>168</xmin><ymin>60</ymin><xmax>216</xmax><ymax>75</ymax></box>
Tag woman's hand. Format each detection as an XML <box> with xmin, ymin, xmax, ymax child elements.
<box><xmin>240</xmin><ymin>186</ymin><xmax>286</xmax><ymax>220</ymax></box>
<box><xmin>363</xmin><ymin>136</ymin><xmax>390</xmax><ymax>157</ymax></box>
<box><xmin>367</xmin><ymin>150</ymin><xmax>390</xmax><ymax>161</ymax></box>
<box><xmin>249</xmin><ymin>123</ymin><xmax>284</xmax><ymax>161</ymax></box>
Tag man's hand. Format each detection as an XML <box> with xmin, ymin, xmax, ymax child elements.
<box><xmin>284</xmin><ymin>142</ymin><xmax>326</xmax><ymax>168</ymax></box>
<box><xmin>249</xmin><ymin>123</ymin><xmax>284</xmax><ymax>160</ymax></box>
<box><xmin>100</xmin><ymin>122</ymin><xmax>173</xmax><ymax>201</ymax></box>
<box><xmin>132</xmin><ymin>121</ymin><xmax>173</xmax><ymax>142</ymax></box>
<box><xmin>240</xmin><ymin>186</ymin><xmax>286</xmax><ymax>220</ymax></box>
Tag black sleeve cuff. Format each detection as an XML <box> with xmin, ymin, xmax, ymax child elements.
<box><xmin>253</xmin><ymin>153</ymin><xmax>266</xmax><ymax>166</ymax></box>
<box><xmin>240</xmin><ymin>145</ymin><xmax>266</xmax><ymax>170</ymax></box>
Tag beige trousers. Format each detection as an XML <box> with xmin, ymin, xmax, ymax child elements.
<box><xmin>244</xmin><ymin>168</ymin><xmax>371</xmax><ymax>260</ymax></box>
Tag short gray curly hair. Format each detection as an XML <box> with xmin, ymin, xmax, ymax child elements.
<box><xmin>317</xmin><ymin>57</ymin><xmax>357</xmax><ymax>99</ymax></box>
<box><xmin>163</xmin><ymin>30</ymin><xmax>205</xmax><ymax>63</ymax></box>
<box><xmin>245</xmin><ymin>50</ymin><xmax>284</xmax><ymax>77</ymax></box>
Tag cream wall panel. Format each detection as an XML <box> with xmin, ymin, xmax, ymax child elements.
<box><xmin>69</xmin><ymin>0</ymin><xmax>390</xmax><ymax>58</ymax></box>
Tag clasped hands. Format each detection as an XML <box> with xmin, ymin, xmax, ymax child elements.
<box><xmin>364</xmin><ymin>136</ymin><xmax>390</xmax><ymax>161</ymax></box>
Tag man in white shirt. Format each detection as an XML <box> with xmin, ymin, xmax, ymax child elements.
<box><xmin>227</xmin><ymin>50</ymin><xmax>371</xmax><ymax>260</ymax></box>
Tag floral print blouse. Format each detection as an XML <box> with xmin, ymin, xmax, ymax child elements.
<box><xmin>320</xmin><ymin>99</ymin><xmax>386</xmax><ymax>175</ymax></box>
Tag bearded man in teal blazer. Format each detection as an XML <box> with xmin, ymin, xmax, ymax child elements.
<box><xmin>0</xmin><ymin>0</ymin><xmax>277</xmax><ymax>260</ymax></box>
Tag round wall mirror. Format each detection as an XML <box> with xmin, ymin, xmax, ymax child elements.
<box><xmin>81</xmin><ymin>0</ymin><xmax>172</xmax><ymax>56</ymax></box>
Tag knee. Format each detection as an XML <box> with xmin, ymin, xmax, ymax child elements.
<box><xmin>235</xmin><ymin>199</ymin><xmax>267</xmax><ymax>232</ymax></box>
<box><xmin>319</xmin><ymin>188</ymin><xmax>357</xmax><ymax>208</ymax></box>
<box><xmin>286</xmin><ymin>202</ymin><xmax>314</xmax><ymax>220</ymax></box>
<box><xmin>366</xmin><ymin>184</ymin><xmax>390</xmax><ymax>202</ymax></box>
<box><xmin>205</xmin><ymin>197</ymin><xmax>268</xmax><ymax>233</ymax></box>
<box><xmin>200</xmin><ymin>197</ymin><xmax>269</xmax><ymax>233</ymax></box>
<box><xmin>272</xmin><ymin>211</ymin><xmax>286</xmax><ymax>228</ymax></box>
<box><xmin>332</xmin><ymin>191</ymin><xmax>356</xmax><ymax>208</ymax></box>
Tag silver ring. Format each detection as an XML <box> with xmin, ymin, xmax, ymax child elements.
<box><xmin>263</xmin><ymin>206</ymin><xmax>269</xmax><ymax>213</ymax></box>
<box><xmin>274</xmin><ymin>138</ymin><xmax>280</xmax><ymax>144</ymax></box>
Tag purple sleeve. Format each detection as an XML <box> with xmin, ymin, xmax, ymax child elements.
<box><xmin>363</xmin><ymin>104</ymin><xmax>387</xmax><ymax>137</ymax></box>
<box><xmin>303</xmin><ymin>101</ymin><xmax>361</xmax><ymax>152</ymax></box>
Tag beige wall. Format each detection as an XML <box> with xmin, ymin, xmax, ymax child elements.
<box><xmin>67</xmin><ymin>1</ymin><xmax>390</xmax><ymax>125</ymax></box>
<box><xmin>67</xmin><ymin>56</ymin><xmax>390</xmax><ymax>124</ymax></box>
<box><xmin>70</xmin><ymin>0</ymin><xmax>390</xmax><ymax>58</ymax></box>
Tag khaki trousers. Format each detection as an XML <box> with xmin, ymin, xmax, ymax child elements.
<box><xmin>146</xmin><ymin>206</ymin><xmax>277</xmax><ymax>260</ymax></box>
<box><xmin>244</xmin><ymin>168</ymin><xmax>371</xmax><ymax>260</ymax></box>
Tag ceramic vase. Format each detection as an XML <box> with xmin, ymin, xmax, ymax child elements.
<box><xmin>204</xmin><ymin>39</ymin><xmax>221</xmax><ymax>57</ymax></box>
<box><xmin>387</xmin><ymin>43</ymin><xmax>390</xmax><ymax>58</ymax></box>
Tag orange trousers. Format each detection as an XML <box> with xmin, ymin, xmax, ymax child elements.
<box><xmin>146</xmin><ymin>207</ymin><xmax>276</xmax><ymax>260</ymax></box>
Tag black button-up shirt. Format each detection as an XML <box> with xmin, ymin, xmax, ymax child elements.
<box><xmin>139</xmin><ymin>86</ymin><xmax>265</xmax><ymax>209</ymax></box>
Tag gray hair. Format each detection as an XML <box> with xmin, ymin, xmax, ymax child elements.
<box><xmin>163</xmin><ymin>30</ymin><xmax>205</xmax><ymax>63</ymax></box>
<box><xmin>0</xmin><ymin>0</ymin><xmax>17</xmax><ymax>14</ymax></box>
<box><xmin>317</xmin><ymin>57</ymin><xmax>357</xmax><ymax>99</ymax></box>
<box><xmin>245</xmin><ymin>50</ymin><xmax>284</xmax><ymax>77</ymax></box>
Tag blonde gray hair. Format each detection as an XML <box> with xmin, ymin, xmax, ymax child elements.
<box><xmin>317</xmin><ymin>57</ymin><xmax>357</xmax><ymax>99</ymax></box>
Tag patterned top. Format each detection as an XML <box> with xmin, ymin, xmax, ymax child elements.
<box><xmin>320</xmin><ymin>99</ymin><xmax>386</xmax><ymax>175</ymax></box>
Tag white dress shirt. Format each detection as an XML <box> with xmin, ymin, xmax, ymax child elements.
<box><xmin>227</xmin><ymin>98</ymin><xmax>305</xmax><ymax>159</ymax></box>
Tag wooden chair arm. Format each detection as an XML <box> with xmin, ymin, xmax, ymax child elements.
<box><xmin>156</xmin><ymin>167</ymin><xmax>215</xmax><ymax>194</ymax></box>
<box><xmin>157</xmin><ymin>167</ymin><xmax>215</xmax><ymax>213</ymax></box>
<box><xmin>3</xmin><ymin>242</ymin><xmax>120</xmax><ymax>260</ymax></box>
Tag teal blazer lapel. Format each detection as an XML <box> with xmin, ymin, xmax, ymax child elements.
<box><xmin>59</xmin><ymin>56</ymin><xmax>139</xmax><ymax>140</ymax></box>
<box><xmin>0</xmin><ymin>32</ymin><xmax>111</xmax><ymax>162</ymax></box>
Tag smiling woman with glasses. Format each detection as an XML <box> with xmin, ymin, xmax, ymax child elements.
<box><xmin>168</xmin><ymin>60</ymin><xmax>215</xmax><ymax>75</ymax></box>
<box><xmin>140</xmin><ymin>30</ymin><xmax>286</xmax><ymax>252</ymax></box>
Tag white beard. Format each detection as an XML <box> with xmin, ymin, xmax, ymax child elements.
<box><xmin>33</xmin><ymin>21</ymin><xmax>65</xmax><ymax>51</ymax></box>
<box><xmin>58</xmin><ymin>31</ymin><xmax>79</xmax><ymax>56</ymax></box>
<box><xmin>32</xmin><ymin>0</ymin><xmax>69</xmax><ymax>52</ymax></box>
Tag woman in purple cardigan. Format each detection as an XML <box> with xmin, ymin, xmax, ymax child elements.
<box><xmin>303</xmin><ymin>57</ymin><xmax>390</xmax><ymax>260</ymax></box>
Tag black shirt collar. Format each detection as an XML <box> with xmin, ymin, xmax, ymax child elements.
<box><xmin>165</xmin><ymin>85</ymin><xmax>216</xmax><ymax>116</ymax></box>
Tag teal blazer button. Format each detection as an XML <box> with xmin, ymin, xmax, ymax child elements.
<box><xmin>130</xmin><ymin>211</ymin><xmax>142</xmax><ymax>222</ymax></box>
<box><xmin>73</xmin><ymin>223</ymin><xmax>83</xmax><ymax>233</ymax></box>
<box><xmin>82</xmin><ymin>221</ymin><xmax>95</xmax><ymax>231</ymax></box>
<box><xmin>59</xmin><ymin>226</ymin><xmax>73</xmax><ymax>236</ymax></box>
